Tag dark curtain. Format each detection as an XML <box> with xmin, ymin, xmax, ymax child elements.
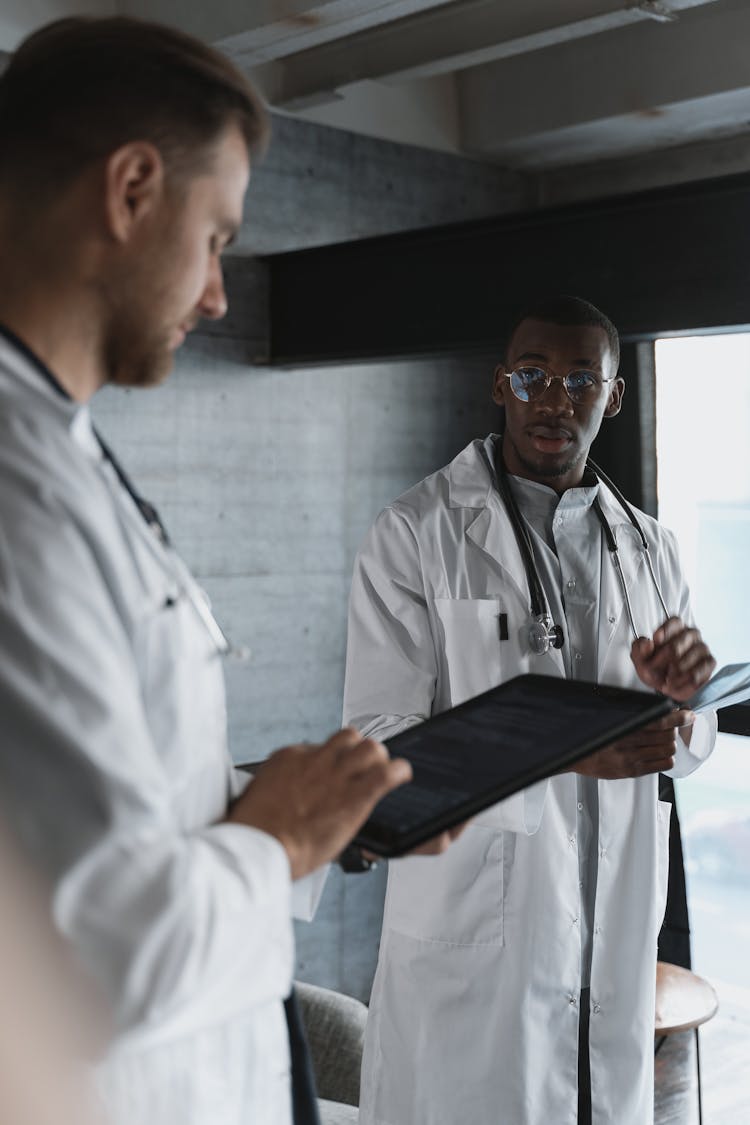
<box><xmin>656</xmin><ymin>775</ymin><xmax>692</xmax><ymax>969</ymax></box>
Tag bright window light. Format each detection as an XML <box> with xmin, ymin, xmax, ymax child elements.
<box><xmin>656</xmin><ymin>333</ymin><xmax>750</xmax><ymax>1004</ymax></box>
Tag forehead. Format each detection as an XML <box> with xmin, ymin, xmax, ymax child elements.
<box><xmin>508</xmin><ymin>318</ymin><xmax>612</xmax><ymax>370</ymax></box>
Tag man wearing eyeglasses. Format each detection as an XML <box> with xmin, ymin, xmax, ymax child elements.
<box><xmin>343</xmin><ymin>295</ymin><xmax>717</xmax><ymax>1125</ymax></box>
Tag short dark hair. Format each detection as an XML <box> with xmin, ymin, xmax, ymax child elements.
<box><xmin>0</xmin><ymin>16</ymin><xmax>270</xmax><ymax>202</ymax></box>
<box><xmin>504</xmin><ymin>295</ymin><xmax>620</xmax><ymax>372</ymax></box>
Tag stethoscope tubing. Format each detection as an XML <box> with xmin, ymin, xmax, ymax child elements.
<box><xmin>588</xmin><ymin>457</ymin><xmax>671</xmax><ymax>632</ymax></box>
<box><xmin>489</xmin><ymin>439</ymin><xmax>672</xmax><ymax>649</ymax></box>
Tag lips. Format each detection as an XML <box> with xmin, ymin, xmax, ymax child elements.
<box><xmin>527</xmin><ymin>425</ymin><xmax>574</xmax><ymax>454</ymax></box>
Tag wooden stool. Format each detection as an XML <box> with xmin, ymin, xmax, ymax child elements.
<box><xmin>655</xmin><ymin>961</ymin><xmax>719</xmax><ymax>1125</ymax></box>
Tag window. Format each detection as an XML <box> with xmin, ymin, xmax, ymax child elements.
<box><xmin>656</xmin><ymin>333</ymin><xmax>750</xmax><ymax>999</ymax></box>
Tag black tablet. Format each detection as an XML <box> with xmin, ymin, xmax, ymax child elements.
<box><xmin>353</xmin><ymin>674</ymin><xmax>673</xmax><ymax>857</ymax></box>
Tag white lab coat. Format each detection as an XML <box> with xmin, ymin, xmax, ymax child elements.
<box><xmin>0</xmin><ymin>336</ymin><xmax>312</xmax><ymax>1125</ymax></box>
<box><xmin>344</xmin><ymin>436</ymin><xmax>716</xmax><ymax>1125</ymax></box>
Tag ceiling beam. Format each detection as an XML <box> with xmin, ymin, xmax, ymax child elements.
<box><xmin>119</xmin><ymin>0</ymin><xmax>455</xmax><ymax>66</ymax></box>
<box><xmin>249</xmin><ymin>0</ymin><xmax>718</xmax><ymax>109</ymax></box>
<box><xmin>537</xmin><ymin>129</ymin><xmax>750</xmax><ymax>208</ymax></box>
<box><xmin>459</xmin><ymin>0</ymin><xmax>750</xmax><ymax>165</ymax></box>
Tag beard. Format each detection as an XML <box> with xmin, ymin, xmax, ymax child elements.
<box><xmin>106</xmin><ymin>339</ymin><xmax>173</xmax><ymax>388</ymax></box>
<box><xmin>101</xmin><ymin>302</ymin><xmax>176</xmax><ymax>390</ymax></box>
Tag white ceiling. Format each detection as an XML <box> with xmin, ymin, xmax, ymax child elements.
<box><xmin>3</xmin><ymin>0</ymin><xmax>750</xmax><ymax>181</ymax></box>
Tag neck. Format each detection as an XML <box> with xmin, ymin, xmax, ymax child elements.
<box><xmin>0</xmin><ymin>288</ymin><xmax>106</xmax><ymax>405</ymax></box>
<box><xmin>0</xmin><ymin>209</ymin><xmax>106</xmax><ymax>403</ymax></box>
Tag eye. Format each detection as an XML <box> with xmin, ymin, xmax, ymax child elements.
<box><xmin>567</xmin><ymin>370</ymin><xmax>598</xmax><ymax>392</ymax></box>
<box><xmin>510</xmin><ymin>367</ymin><xmax>548</xmax><ymax>400</ymax></box>
<box><xmin>515</xmin><ymin>366</ymin><xmax>547</xmax><ymax>388</ymax></box>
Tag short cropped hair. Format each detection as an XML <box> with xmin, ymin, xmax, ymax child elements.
<box><xmin>504</xmin><ymin>295</ymin><xmax>620</xmax><ymax>372</ymax></box>
<box><xmin>0</xmin><ymin>16</ymin><xmax>270</xmax><ymax>202</ymax></box>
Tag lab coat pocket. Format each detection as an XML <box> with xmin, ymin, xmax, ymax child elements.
<box><xmin>385</xmin><ymin>823</ymin><xmax>504</xmax><ymax>946</ymax></box>
<box><xmin>133</xmin><ymin>589</ymin><xmax>226</xmax><ymax>780</ymax></box>
<box><xmin>655</xmin><ymin>798</ymin><xmax>672</xmax><ymax>928</ymax></box>
<box><xmin>433</xmin><ymin>597</ymin><xmax>510</xmax><ymax>706</ymax></box>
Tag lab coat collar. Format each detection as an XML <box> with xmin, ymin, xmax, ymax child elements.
<box><xmin>448</xmin><ymin>434</ymin><xmax>626</xmax><ymax>520</ymax></box>
<box><xmin>595</xmin><ymin>477</ymin><xmax>648</xmax><ymax>542</ymax></box>
<box><xmin>448</xmin><ymin>438</ymin><xmax>534</xmax><ymax>611</ymax></box>
<box><xmin>446</xmin><ymin>436</ymin><xmax>497</xmax><ymax>510</ymax></box>
<box><xmin>0</xmin><ymin>330</ymin><xmax>84</xmax><ymax>433</ymax></box>
<box><xmin>596</xmin><ymin>486</ymin><xmax>653</xmax><ymax>667</ymax></box>
<box><xmin>447</xmin><ymin>435</ymin><xmax>647</xmax><ymax>544</ymax></box>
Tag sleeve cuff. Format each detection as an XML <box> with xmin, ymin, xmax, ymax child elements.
<box><xmin>292</xmin><ymin>866</ymin><xmax>329</xmax><ymax>921</ymax></box>
<box><xmin>667</xmin><ymin>710</ymin><xmax>718</xmax><ymax>779</ymax></box>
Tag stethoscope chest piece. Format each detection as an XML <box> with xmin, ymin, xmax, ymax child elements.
<box><xmin>527</xmin><ymin>614</ymin><xmax>565</xmax><ymax>656</ymax></box>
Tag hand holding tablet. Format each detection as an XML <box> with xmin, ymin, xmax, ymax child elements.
<box><xmin>354</xmin><ymin>674</ymin><xmax>673</xmax><ymax>858</ymax></box>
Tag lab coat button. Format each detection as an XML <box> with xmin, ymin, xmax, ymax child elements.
<box><xmin>568</xmin><ymin>834</ymin><xmax>576</xmax><ymax>846</ymax></box>
<box><xmin>593</xmin><ymin>1004</ymin><xmax>601</xmax><ymax>1014</ymax></box>
<box><xmin>599</xmin><ymin>848</ymin><xmax>607</xmax><ymax>858</ymax></box>
<box><xmin>577</xmin><ymin>801</ymin><xmax>583</xmax><ymax>811</ymax></box>
<box><xmin>575</xmin><ymin>651</ymin><xmax>583</xmax><ymax>662</ymax></box>
<box><xmin>568</xmin><ymin>995</ymin><xmax>577</xmax><ymax>1007</ymax></box>
<box><xmin>567</xmin><ymin>578</ymin><xmax>576</xmax><ymax>591</ymax></box>
<box><xmin>608</xmin><ymin>614</ymin><xmax>616</xmax><ymax>624</ymax></box>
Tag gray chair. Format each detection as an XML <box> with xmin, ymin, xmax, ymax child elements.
<box><xmin>295</xmin><ymin>980</ymin><xmax>368</xmax><ymax>1125</ymax></box>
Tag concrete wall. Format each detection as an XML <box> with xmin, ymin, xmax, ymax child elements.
<box><xmin>92</xmin><ymin>111</ymin><xmax>512</xmax><ymax>1001</ymax></box>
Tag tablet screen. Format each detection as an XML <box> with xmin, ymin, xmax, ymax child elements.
<box><xmin>354</xmin><ymin>674</ymin><xmax>672</xmax><ymax>856</ymax></box>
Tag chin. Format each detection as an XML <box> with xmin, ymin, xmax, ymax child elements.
<box><xmin>539</xmin><ymin>459</ymin><xmax>577</xmax><ymax>479</ymax></box>
<box><xmin>520</xmin><ymin>449</ymin><xmax>583</xmax><ymax>481</ymax></box>
<box><xmin>107</xmin><ymin>346</ymin><xmax>175</xmax><ymax>389</ymax></box>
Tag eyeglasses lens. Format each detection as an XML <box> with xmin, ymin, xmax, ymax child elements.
<box><xmin>510</xmin><ymin>368</ymin><xmax>600</xmax><ymax>403</ymax></box>
<box><xmin>510</xmin><ymin>368</ymin><xmax>547</xmax><ymax>402</ymax></box>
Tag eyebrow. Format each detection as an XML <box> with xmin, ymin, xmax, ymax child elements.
<box><xmin>515</xmin><ymin>351</ymin><xmax>549</xmax><ymax>364</ymax></box>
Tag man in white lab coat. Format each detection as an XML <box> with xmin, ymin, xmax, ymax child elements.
<box><xmin>344</xmin><ymin>296</ymin><xmax>717</xmax><ymax>1125</ymax></box>
<box><xmin>0</xmin><ymin>18</ymin><xmax>416</xmax><ymax>1125</ymax></box>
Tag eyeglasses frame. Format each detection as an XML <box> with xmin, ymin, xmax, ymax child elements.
<box><xmin>503</xmin><ymin>366</ymin><xmax>616</xmax><ymax>404</ymax></box>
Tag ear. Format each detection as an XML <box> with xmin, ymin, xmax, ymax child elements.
<box><xmin>104</xmin><ymin>142</ymin><xmax>165</xmax><ymax>244</ymax></box>
<box><xmin>492</xmin><ymin>363</ymin><xmax>508</xmax><ymax>408</ymax></box>
<box><xmin>603</xmin><ymin>376</ymin><xmax>626</xmax><ymax>418</ymax></box>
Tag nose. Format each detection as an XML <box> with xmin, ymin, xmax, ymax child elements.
<box><xmin>197</xmin><ymin>255</ymin><xmax>228</xmax><ymax>321</ymax></box>
<box><xmin>537</xmin><ymin>375</ymin><xmax>574</xmax><ymax>414</ymax></box>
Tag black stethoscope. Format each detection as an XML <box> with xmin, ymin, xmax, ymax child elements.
<box><xmin>489</xmin><ymin>438</ymin><xmax>671</xmax><ymax>657</ymax></box>
<box><xmin>0</xmin><ymin>323</ymin><xmax>244</xmax><ymax>660</ymax></box>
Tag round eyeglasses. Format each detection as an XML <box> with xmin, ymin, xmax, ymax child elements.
<box><xmin>505</xmin><ymin>367</ymin><xmax>613</xmax><ymax>404</ymax></box>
